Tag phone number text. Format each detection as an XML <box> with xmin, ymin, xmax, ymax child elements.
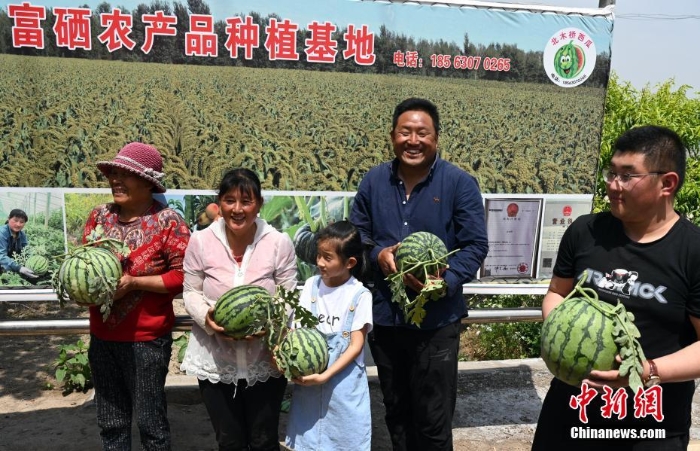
<box><xmin>430</xmin><ymin>54</ymin><xmax>511</xmax><ymax>71</ymax></box>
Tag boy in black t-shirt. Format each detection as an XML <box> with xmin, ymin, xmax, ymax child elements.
<box><xmin>533</xmin><ymin>126</ymin><xmax>700</xmax><ymax>450</ymax></box>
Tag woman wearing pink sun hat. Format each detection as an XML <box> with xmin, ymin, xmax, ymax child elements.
<box><xmin>84</xmin><ymin>142</ymin><xmax>190</xmax><ymax>450</ymax></box>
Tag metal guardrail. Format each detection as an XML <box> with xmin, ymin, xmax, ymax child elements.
<box><xmin>0</xmin><ymin>283</ymin><xmax>550</xmax><ymax>302</ymax></box>
<box><xmin>0</xmin><ymin>308</ymin><xmax>542</xmax><ymax>336</ymax></box>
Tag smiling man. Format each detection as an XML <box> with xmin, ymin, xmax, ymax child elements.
<box><xmin>350</xmin><ymin>98</ymin><xmax>489</xmax><ymax>451</ymax></box>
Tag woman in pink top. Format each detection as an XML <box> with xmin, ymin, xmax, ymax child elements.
<box><xmin>181</xmin><ymin>168</ymin><xmax>297</xmax><ymax>451</ymax></box>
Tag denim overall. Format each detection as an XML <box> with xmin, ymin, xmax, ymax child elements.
<box><xmin>285</xmin><ymin>277</ymin><xmax>371</xmax><ymax>451</ymax></box>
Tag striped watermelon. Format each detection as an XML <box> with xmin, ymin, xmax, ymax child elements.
<box><xmin>26</xmin><ymin>255</ymin><xmax>49</xmax><ymax>276</ymax></box>
<box><xmin>293</xmin><ymin>223</ymin><xmax>318</xmax><ymax>266</ymax></box>
<box><xmin>56</xmin><ymin>246</ymin><xmax>122</xmax><ymax>309</ymax></box>
<box><xmin>540</xmin><ymin>274</ymin><xmax>647</xmax><ymax>390</ymax></box>
<box><xmin>213</xmin><ymin>285</ymin><xmax>274</xmax><ymax>339</ymax></box>
<box><xmin>275</xmin><ymin>327</ymin><xmax>329</xmax><ymax>379</ymax></box>
<box><xmin>395</xmin><ymin>231</ymin><xmax>449</xmax><ymax>281</ymax></box>
<box><xmin>388</xmin><ymin>232</ymin><xmax>454</xmax><ymax>327</ymax></box>
<box><xmin>540</xmin><ymin>296</ymin><xmax>618</xmax><ymax>387</ymax></box>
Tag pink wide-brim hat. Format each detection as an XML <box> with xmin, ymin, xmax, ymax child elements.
<box><xmin>97</xmin><ymin>142</ymin><xmax>167</xmax><ymax>193</ymax></box>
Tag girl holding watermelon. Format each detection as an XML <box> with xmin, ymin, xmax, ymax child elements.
<box><xmin>285</xmin><ymin>220</ymin><xmax>373</xmax><ymax>451</ymax></box>
<box><xmin>180</xmin><ymin>168</ymin><xmax>297</xmax><ymax>451</ymax></box>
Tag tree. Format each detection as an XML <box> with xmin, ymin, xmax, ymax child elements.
<box><xmin>596</xmin><ymin>74</ymin><xmax>700</xmax><ymax>222</ymax></box>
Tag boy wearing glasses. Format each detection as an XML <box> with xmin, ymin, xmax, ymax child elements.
<box><xmin>532</xmin><ymin>125</ymin><xmax>700</xmax><ymax>450</ymax></box>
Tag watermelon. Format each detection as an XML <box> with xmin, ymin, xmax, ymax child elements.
<box><xmin>26</xmin><ymin>255</ymin><xmax>49</xmax><ymax>276</ymax></box>
<box><xmin>388</xmin><ymin>232</ymin><xmax>455</xmax><ymax>327</ymax></box>
<box><xmin>540</xmin><ymin>296</ymin><xmax>617</xmax><ymax>386</ymax></box>
<box><xmin>540</xmin><ymin>274</ymin><xmax>647</xmax><ymax>390</ymax></box>
<box><xmin>554</xmin><ymin>41</ymin><xmax>585</xmax><ymax>79</ymax></box>
<box><xmin>395</xmin><ymin>231</ymin><xmax>449</xmax><ymax>281</ymax></box>
<box><xmin>213</xmin><ymin>285</ymin><xmax>275</xmax><ymax>339</ymax></box>
<box><xmin>54</xmin><ymin>246</ymin><xmax>122</xmax><ymax>319</ymax></box>
<box><xmin>293</xmin><ymin>223</ymin><xmax>318</xmax><ymax>266</ymax></box>
<box><xmin>275</xmin><ymin>327</ymin><xmax>329</xmax><ymax>379</ymax></box>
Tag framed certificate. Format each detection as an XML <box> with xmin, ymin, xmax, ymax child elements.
<box><xmin>536</xmin><ymin>199</ymin><xmax>592</xmax><ymax>278</ymax></box>
<box><xmin>480</xmin><ymin>198</ymin><xmax>543</xmax><ymax>279</ymax></box>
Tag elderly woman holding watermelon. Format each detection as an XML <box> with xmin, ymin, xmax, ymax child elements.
<box><xmin>180</xmin><ymin>168</ymin><xmax>297</xmax><ymax>451</ymax></box>
<box><xmin>82</xmin><ymin>142</ymin><xmax>191</xmax><ymax>450</ymax></box>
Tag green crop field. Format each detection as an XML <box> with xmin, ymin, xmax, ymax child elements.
<box><xmin>0</xmin><ymin>54</ymin><xmax>605</xmax><ymax>194</ymax></box>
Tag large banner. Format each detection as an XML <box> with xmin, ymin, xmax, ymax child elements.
<box><xmin>0</xmin><ymin>0</ymin><xmax>614</xmax><ymax>296</ymax></box>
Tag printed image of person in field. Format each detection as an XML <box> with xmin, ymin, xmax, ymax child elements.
<box><xmin>0</xmin><ymin>209</ymin><xmax>40</xmax><ymax>283</ymax></box>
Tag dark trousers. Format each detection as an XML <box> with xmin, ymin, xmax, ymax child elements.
<box><xmin>369</xmin><ymin>321</ymin><xmax>461</xmax><ymax>451</ymax></box>
<box><xmin>199</xmin><ymin>376</ymin><xmax>287</xmax><ymax>451</ymax></box>
<box><xmin>89</xmin><ymin>333</ymin><xmax>173</xmax><ymax>451</ymax></box>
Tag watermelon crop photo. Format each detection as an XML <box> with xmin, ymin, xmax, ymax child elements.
<box><xmin>25</xmin><ymin>255</ymin><xmax>49</xmax><ymax>276</ymax></box>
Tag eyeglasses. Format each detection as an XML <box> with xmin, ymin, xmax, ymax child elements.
<box><xmin>601</xmin><ymin>170</ymin><xmax>668</xmax><ymax>186</ymax></box>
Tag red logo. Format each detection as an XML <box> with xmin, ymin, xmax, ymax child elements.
<box><xmin>563</xmin><ymin>205</ymin><xmax>572</xmax><ymax>217</ymax></box>
<box><xmin>517</xmin><ymin>262</ymin><xmax>529</xmax><ymax>274</ymax></box>
<box><xmin>507</xmin><ymin>203</ymin><xmax>519</xmax><ymax>217</ymax></box>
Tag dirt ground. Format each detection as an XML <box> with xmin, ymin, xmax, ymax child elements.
<box><xmin>0</xmin><ymin>300</ymin><xmax>545</xmax><ymax>450</ymax></box>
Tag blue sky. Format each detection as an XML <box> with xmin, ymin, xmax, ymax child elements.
<box><xmin>28</xmin><ymin>0</ymin><xmax>699</xmax><ymax>91</ymax></box>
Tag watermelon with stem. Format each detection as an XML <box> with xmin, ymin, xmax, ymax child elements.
<box><xmin>540</xmin><ymin>272</ymin><xmax>646</xmax><ymax>390</ymax></box>
<box><xmin>213</xmin><ymin>285</ymin><xmax>275</xmax><ymax>339</ymax></box>
<box><xmin>274</xmin><ymin>327</ymin><xmax>329</xmax><ymax>379</ymax></box>
<box><xmin>387</xmin><ymin>232</ymin><xmax>458</xmax><ymax>327</ymax></box>
<box><xmin>53</xmin><ymin>245</ymin><xmax>123</xmax><ymax>320</ymax></box>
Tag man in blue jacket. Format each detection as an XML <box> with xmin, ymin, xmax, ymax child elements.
<box><xmin>350</xmin><ymin>97</ymin><xmax>489</xmax><ymax>451</ymax></box>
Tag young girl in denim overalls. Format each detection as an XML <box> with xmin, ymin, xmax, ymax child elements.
<box><xmin>285</xmin><ymin>220</ymin><xmax>373</xmax><ymax>451</ymax></box>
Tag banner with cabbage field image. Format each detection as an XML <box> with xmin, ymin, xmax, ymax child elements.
<box><xmin>0</xmin><ymin>0</ymin><xmax>613</xmax><ymax>296</ymax></box>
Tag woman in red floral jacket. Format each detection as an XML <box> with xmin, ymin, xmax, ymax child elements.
<box><xmin>83</xmin><ymin>142</ymin><xmax>190</xmax><ymax>451</ymax></box>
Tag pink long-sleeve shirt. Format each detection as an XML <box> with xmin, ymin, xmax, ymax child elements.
<box><xmin>180</xmin><ymin>217</ymin><xmax>297</xmax><ymax>385</ymax></box>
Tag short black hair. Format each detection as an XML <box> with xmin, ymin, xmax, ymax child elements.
<box><xmin>392</xmin><ymin>98</ymin><xmax>440</xmax><ymax>136</ymax></box>
<box><xmin>613</xmin><ymin>125</ymin><xmax>686</xmax><ymax>194</ymax></box>
<box><xmin>217</xmin><ymin>168</ymin><xmax>263</xmax><ymax>204</ymax></box>
<box><xmin>8</xmin><ymin>209</ymin><xmax>28</xmax><ymax>222</ymax></box>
